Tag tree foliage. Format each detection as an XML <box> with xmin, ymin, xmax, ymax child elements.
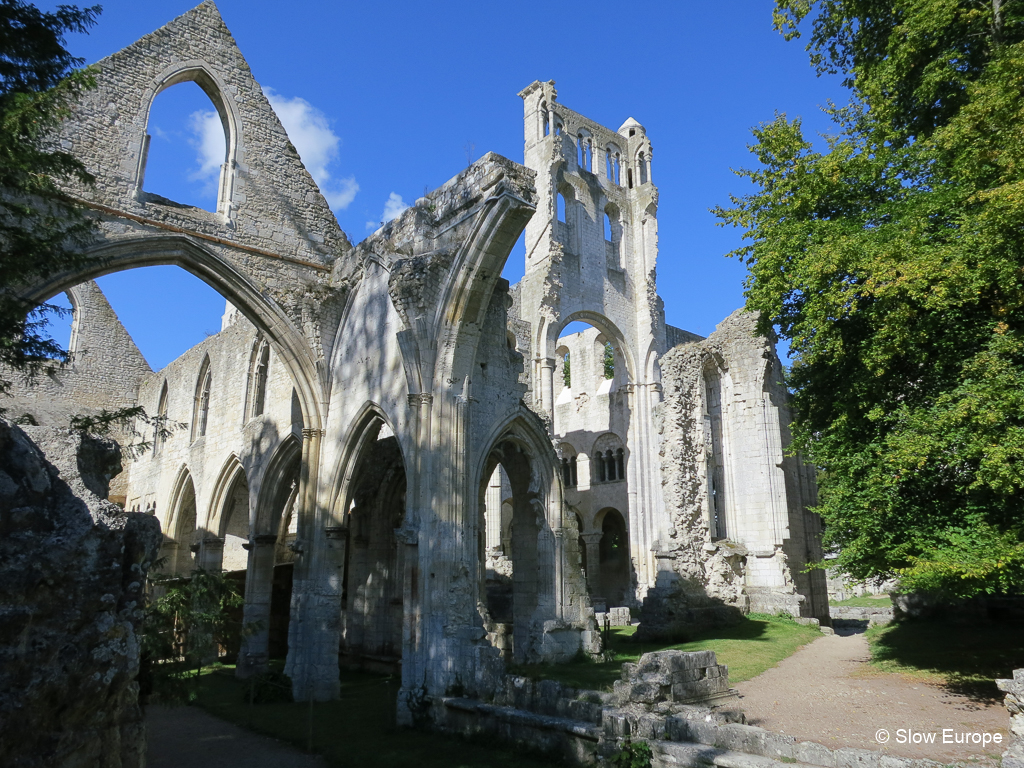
<box><xmin>0</xmin><ymin>1</ymin><xmax>100</xmax><ymax>401</ymax></box>
<box><xmin>717</xmin><ymin>0</ymin><xmax>1024</xmax><ymax>597</ymax></box>
<box><xmin>140</xmin><ymin>568</ymin><xmax>248</xmax><ymax>704</ymax></box>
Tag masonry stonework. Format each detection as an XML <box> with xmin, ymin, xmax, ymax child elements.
<box><xmin>5</xmin><ymin>2</ymin><xmax>828</xmax><ymax>743</ymax></box>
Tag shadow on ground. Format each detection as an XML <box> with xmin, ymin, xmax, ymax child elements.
<box><xmin>867</xmin><ymin>619</ymin><xmax>1024</xmax><ymax>703</ymax></box>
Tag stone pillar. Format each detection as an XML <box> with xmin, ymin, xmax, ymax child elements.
<box><xmin>236</xmin><ymin>534</ymin><xmax>278</xmax><ymax>679</ymax></box>
<box><xmin>485</xmin><ymin>466</ymin><xmax>503</xmax><ymax>551</ymax></box>
<box><xmin>285</xmin><ymin>427</ymin><xmax>339</xmax><ymax>702</ymax></box>
<box><xmin>540</xmin><ymin>357</ymin><xmax>555</xmax><ymax>425</ymax></box>
<box><xmin>582</xmin><ymin>532</ymin><xmax>603</xmax><ymax>593</ymax></box>
<box><xmin>196</xmin><ymin>536</ymin><xmax>224</xmax><ymax>571</ymax></box>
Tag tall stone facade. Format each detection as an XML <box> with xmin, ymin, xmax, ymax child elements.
<box><xmin>6</xmin><ymin>1</ymin><xmax>827</xmax><ymax>726</ymax></box>
<box><xmin>507</xmin><ymin>83</ymin><xmax>829</xmax><ymax>631</ymax></box>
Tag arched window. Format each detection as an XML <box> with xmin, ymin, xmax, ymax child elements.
<box><xmin>577</xmin><ymin>131</ymin><xmax>593</xmax><ymax>172</ymax></box>
<box><xmin>604</xmin><ymin>212</ymin><xmax>613</xmax><ymax>242</ymax></box>
<box><xmin>559</xmin><ymin>443</ymin><xmax>579</xmax><ymax>488</ymax></box>
<box><xmin>704</xmin><ymin>364</ymin><xmax>727</xmax><ymax>539</ymax></box>
<box><xmin>605</xmin><ymin>146</ymin><xmax>621</xmax><ymax>185</ymax></box>
<box><xmin>154</xmin><ymin>381</ymin><xmax>168</xmax><ymax>457</ymax></box>
<box><xmin>249</xmin><ymin>339</ymin><xmax>270</xmax><ymax>418</ymax></box>
<box><xmin>562</xmin><ymin>351</ymin><xmax>571</xmax><ymax>387</ymax></box>
<box><xmin>540</xmin><ymin>101</ymin><xmax>549</xmax><ymax>137</ymax></box>
<box><xmin>141</xmin><ymin>73</ymin><xmax>233</xmax><ymax>215</ymax></box>
<box><xmin>557</xmin><ymin>193</ymin><xmax>567</xmax><ymax>223</ymax></box>
<box><xmin>638</xmin><ymin>151</ymin><xmax>648</xmax><ymax>185</ymax></box>
<box><xmin>593</xmin><ymin>434</ymin><xmax>625</xmax><ymax>483</ymax></box>
<box><xmin>603</xmin><ymin>341</ymin><xmax>615</xmax><ymax>380</ymax></box>
<box><xmin>554</xmin><ymin>120</ymin><xmax>563</xmax><ymax>136</ymax></box>
<box><xmin>192</xmin><ymin>356</ymin><xmax>212</xmax><ymax>441</ymax></box>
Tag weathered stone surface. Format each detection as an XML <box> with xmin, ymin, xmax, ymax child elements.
<box><xmin>0</xmin><ymin>420</ymin><xmax>161</xmax><ymax>768</ymax></box>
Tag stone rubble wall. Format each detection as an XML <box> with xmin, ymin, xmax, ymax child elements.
<box><xmin>2</xmin><ymin>281</ymin><xmax>152</xmax><ymax>502</ymax></box>
<box><xmin>0</xmin><ymin>420</ymin><xmax>162</xmax><ymax>768</ymax></box>
<box><xmin>642</xmin><ymin>310</ymin><xmax>829</xmax><ymax>640</ymax></box>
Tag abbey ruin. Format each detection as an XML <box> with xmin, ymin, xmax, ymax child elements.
<box><xmin>5</xmin><ymin>0</ymin><xmax>829</xmax><ymax>723</ymax></box>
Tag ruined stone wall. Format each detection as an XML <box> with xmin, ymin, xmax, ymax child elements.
<box><xmin>2</xmin><ymin>281</ymin><xmax>152</xmax><ymax>502</ymax></box>
<box><xmin>640</xmin><ymin>310</ymin><xmax>828</xmax><ymax>639</ymax></box>
<box><xmin>126</xmin><ymin>306</ymin><xmax>300</xmax><ymax>569</ymax></box>
<box><xmin>0</xmin><ymin>420</ymin><xmax>161</xmax><ymax>768</ymax></box>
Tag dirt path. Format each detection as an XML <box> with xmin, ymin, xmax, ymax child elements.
<box><xmin>735</xmin><ymin>630</ymin><xmax>1007</xmax><ymax>765</ymax></box>
<box><xmin>146</xmin><ymin>704</ymin><xmax>327</xmax><ymax>768</ymax></box>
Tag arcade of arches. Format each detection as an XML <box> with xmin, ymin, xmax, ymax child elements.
<box><xmin>4</xmin><ymin>3</ymin><xmax>829</xmax><ymax>719</ymax></box>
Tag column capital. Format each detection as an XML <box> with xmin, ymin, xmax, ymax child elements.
<box><xmin>407</xmin><ymin>393</ymin><xmax>434</xmax><ymax>407</ymax></box>
<box><xmin>301</xmin><ymin>427</ymin><xmax>325</xmax><ymax>440</ymax></box>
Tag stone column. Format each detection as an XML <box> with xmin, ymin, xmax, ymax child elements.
<box><xmin>582</xmin><ymin>532</ymin><xmax>603</xmax><ymax>594</ymax></box>
<box><xmin>284</xmin><ymin>427</ymin><xmax>339</xmax><ymax>702</ymax></box>
<box><xmin>236</xmin><ymin>534</ymin><xmax>278</xmax><ymax>679</ymax></box>
<box><xmin>196</xmin><ymin>536</ymin><xmax>224</xmax><ymax>571</ymax></box>
<box><xmin>540</xmin><ymin>357</ymin><xmax>555</xmax><ymax>425</ymax></box>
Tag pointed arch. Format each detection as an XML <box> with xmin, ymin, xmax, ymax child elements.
<box><xmin>545</xmin><ymin>311</ymin><xmax>636</xmax><ymax>383</ymax></box>
<box><xmin>205</xmin><ymin>453</ymin><xmax>247</xmax><ymax>536</ymax></box>
<box><xmin>137</xmin><ymin>61</ymin><xmax>244</xmax><ymax>221</ymax></box>
<box><xmin>254</xmin><ymin>435</ymin><xmax>303</xmax><ymax>536</ymax></box>
<box><xmin>25</xmin><ymin>235</ymin><xmax>324</xmax><ymax>433</ymax></box>
<box><xmin>327</xmin><ymin>403</ymin><xmax>408</xmax><ymax>527</ymax></box>
<box><xmin>191</xmin><ymin>354</ymin><xmax>212</xmax><ymax>441</ymax></box>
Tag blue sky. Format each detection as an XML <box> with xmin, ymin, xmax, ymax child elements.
<box><xmin>44</xmin><ymin>1</ymin><xmax>845</xmax><ymax>371</ymax></box>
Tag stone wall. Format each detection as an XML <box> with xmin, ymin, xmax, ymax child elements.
<box><xmin>2</xmin><ymin>281</ymin><xmax>152</xmax><ymax>502</ymax></box>
<box><xmin>0</xmin><ymin>420</ymin><xmax>161</xmax><ymax>768</ymax></box>
<box><xmin>641</xmin><ymin>310</ymin><xmax>829</xmax><ymax>639</ymax></box>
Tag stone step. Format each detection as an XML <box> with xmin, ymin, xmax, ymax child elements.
<box><xmin>652</xmin><ymin>739</ymin><xmax>823</xmax><ymax>768</ymax></box>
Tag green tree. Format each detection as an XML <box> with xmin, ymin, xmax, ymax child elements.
<box><xmin>716</xmin><ymin>0</ymin><xmax>1024</xmax><ymax>597</ymax></box>
<box><xmin>0</xmin><ymin>1</ymin><xmax>100</xmax><ymax>403</ymax></box>
<box><xmin>141</xmin><ymin>569</ymin><xmax>248</xmax><ymax>704</ymax></box>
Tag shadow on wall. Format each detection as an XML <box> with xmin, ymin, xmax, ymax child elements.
<box><xmin>635</xmin><ymin>566</ymin><xmax>747</xmax><ymax>643</ymax></box>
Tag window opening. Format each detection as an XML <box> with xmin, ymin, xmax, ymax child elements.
<box><xmin>541</xmin><ymin>102</ymin><xmax>549</xmax><ymax>137</ymax></box>
<box><xmin>154</xmin><ymin>381</ymin><xmax>168</xmax><ymax>456</ymax></box>
<box><xmin>604</xmin><ymin>212</ymin><xmax>612</xmax><ymax>242</ymax></box>
<box><xmin>192</xmin><ymin>359</ymin><xmax>212</xmax><ymax>440</ymax></box>
<box><xmin>603</xmin><ymin>342</ymin><xmax>615</xmax><ymax>380</ymax></box>
<box><xmin>251</xmin><ymin>341</ymin><xmax>270</xmax><ymax>418</ymax></box>
<box><xmin>557</xmin><ymin>193</ymin><xmax>567</xmax><ymax>223</ymax></box>
<box><xmin>627</xmin><ymin>168</ymin><xmax>633</xmax><ymax>188</ymax></box>
<box><xmin>142</xmin><ymin>80</ymin><xmax>227</xmax><ymax>212</ymax></box>
<box><xmin>562</xmin><ymin>351</ymin><xmax>571</xmax><ymax>387</ymax></box>
<box><xmin>638</xmin><ymin>152</ymin><xmax>648</xmax><ymax>185</ymax></box>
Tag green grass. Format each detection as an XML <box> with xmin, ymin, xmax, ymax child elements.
<box><xmin>189</xmin><ymin>665</ymin><xmax>562</xmax><ymax>768</ymax></box>
<box><xmin>513</xmin><ymin>613</ymin><xmax>823</xmax><ymax>691</ymax></box>
<box><xmin>865</xmin><ymin>620</ymin><xmax>1024</xmax><ymax>702</ymax></box>
<box><xmin>829</xmin><ymin>594</ymin><xmax>892</xmax><ymax>607</ymax></box>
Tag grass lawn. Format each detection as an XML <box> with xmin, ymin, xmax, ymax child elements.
<box><xmin>865</xmin><ymin>620</ymin><xmax>1024</xmax><ymax>702</ymax></box>
<box><xmin>513</xmin><ymin>613</ymin><xmax>823</xmax><ymax>692</ymax></box>
<box><xmin>829</xmin><ymin>594</ymin><xmax>892</xmax><ymax>608</ymax></box>
<box><xmin>189</xmin><ymin>665</ymin><xmax>561</xmax><ymax>768</ymax></box>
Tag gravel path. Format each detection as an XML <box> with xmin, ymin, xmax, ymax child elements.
<box><xmin>735</xmin><ymin>630</ymin><xmax>1007</xmax><ymax>765</ymax></box>
<box><xmin>146</xmin><ymin>704</ymin><xmax>327</xmax><ymax>768</ymax></box>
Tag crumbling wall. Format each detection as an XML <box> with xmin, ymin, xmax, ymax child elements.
<box><xmin>0</xmin><ymin>420</ymin><xmax>162</xmax><ymax>768</ymax></box>
<box><xmin>641</xmin><ymin>310</ymin><xmax>828</xmax><ymax>639</ymax></box>
<box><xmin>2</xmin><ymin>281</ymin><xmax>151</xmax><ymax>503</ymax></box>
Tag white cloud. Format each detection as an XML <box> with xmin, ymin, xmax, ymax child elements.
<box><xmin>187</xmin><ymin>110</ymin><xmax>225</xmax><ymax>184</ymax></box>
<box><xmin>366</xmin><ymin>193</ymin><xmax>410</xmax><ymax>231</ymax></box>
<box><xmin>265</xmin><ymin>88</ymin><xmax>358</xmax><ymax>211</ymax></box>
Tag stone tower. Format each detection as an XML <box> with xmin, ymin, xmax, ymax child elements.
<box><xmin>514</xmin><ymin>81</ymin><xmax>680</xmax><ymax>603</ymax></box>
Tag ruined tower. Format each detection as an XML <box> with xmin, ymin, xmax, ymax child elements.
<box><xmin>512</xmin><ymin>81</ymin><xmax>683</xmax><ymax>604</ymax></box>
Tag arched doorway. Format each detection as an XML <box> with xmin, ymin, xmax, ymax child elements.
<box><xmin>336</xmin><ymin>415</ymin><xmax>408</xmax><ymax>672</ymax></box>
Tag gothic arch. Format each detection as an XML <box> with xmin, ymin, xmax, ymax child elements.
<box><xmin>24</xmin><ymin>235</ymin><xmax>324</xmax><ymax>433</ymax></box>
<box><xmin>544</xmin><ymin>311</ymin><xmax>636</xmax><ymax>382</ymax></box>
<box><xmin>327</xmin><ymin>403</ymin><xmax>408</xmax><ymax>528</ymax></box>
<box><xmin>253</xmin><ymin>435</ymin><xmax>302</xmax><ymax>536</ymax></box>
<box><xmin>137</xmin><ymin>61</ymin><xmax>244</xmax><ymax>220</ymax></box>
<box><xmin>205</xmin><ymin>454</ymin><xmax>247</xmax><ymax>536</ymax></box>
